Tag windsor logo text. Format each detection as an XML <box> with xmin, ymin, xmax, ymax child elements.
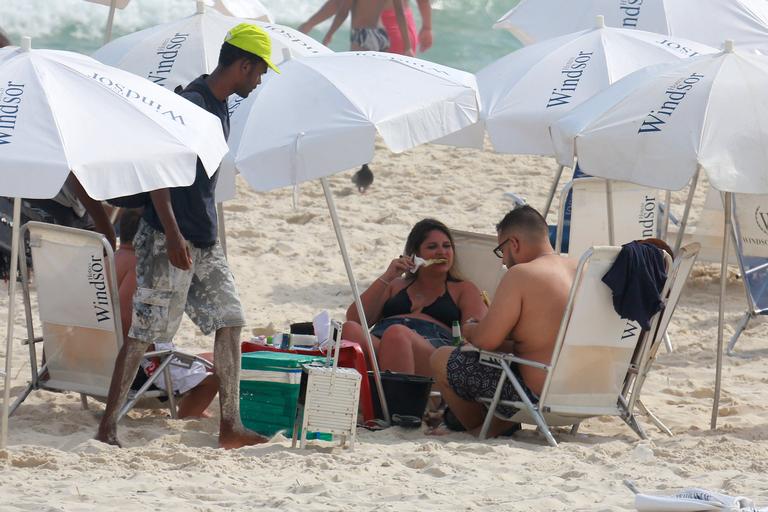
<box><xmin>638</xmin><ymin>72</ymin><xmax>704</xmax><ymax>134</ymax></box>
<box><xmin>148</xmin><ymin>33</ymin><xmax>189</xmax><ymax>88</ymax></box>
<box><xmin>620</xmin><ymin>0</ymin><xmax>643</xmax><ymax>28</ymax></box>
<box><xmin>0</xmin><ymin>81</ymin><xmax>25</xmax><ymax>145</ymax></box>
<box><xmin>88</xmin><ymin>255</ymin><xmax>111</xmax><ymax>323</ymax></box>
<box><xmin>546</xmin><ymin>51</ymin><xmax>594</xmax><ymax>108</ymax></box>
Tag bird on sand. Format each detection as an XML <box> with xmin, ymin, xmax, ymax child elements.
<box><xmin>352</xmin><ymin>164</ymin><xmax>374</xmax><ymax>193</ymax></box>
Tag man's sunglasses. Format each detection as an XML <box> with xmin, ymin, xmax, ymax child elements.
<box><xmin>493</xmin><ymin>238</ymin><xmax>511</xmax><ymax>258</ymax></box>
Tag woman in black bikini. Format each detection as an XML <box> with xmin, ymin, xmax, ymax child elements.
<box><xmin>342</xmin><ymin>219</ymin><xmax>487</xmax><ymax>377</ymax></box>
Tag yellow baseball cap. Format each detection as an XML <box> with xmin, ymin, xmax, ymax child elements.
<box><xmin>225</xmin><ymin>23</ymin><xmax>281</xmax><ymax>74</ymax></box>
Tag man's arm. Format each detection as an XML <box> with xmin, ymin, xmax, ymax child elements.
<box><xmin>416</xmin><ymin>0</ymin><xmax>433</xmax><ymax>52</ymax></box>
<box><xmin>463</xmin><ymin>268</ymin><xmax>523</xmax><ymax>351</ymax></box>
<box><xmin>298</xmin><ymin>0</ymin><xmax>339</xmax><ymax>34</ymax></box>
<box><xmin>66</xmin><ymin>173</ymin><xmax>116</xmax><ymax>250</ymax></box>
<box><xmin>323</xmin><ymin>0</ymin><xmax>353</xmax><ymax>46</ymax></box>
<box><xmin>149</xmin><ymin>189</ymin><xmax>192</xmax><ymax>270</ymax></box>
<box><xmin>392</xmin><ymin>0</ymin><xmax>414</xmax><ymax>56</ymax></box>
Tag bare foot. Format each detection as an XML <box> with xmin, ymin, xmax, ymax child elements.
<box><xmin>178</xmin><ymin>409</ymin><xmax>214</xmax><ymax>420</ymax></box>
<box><xmin>218</xmin><ymin>427</ymin><xmax>269</xmax><ymax>449</ymax></box>
<box><xmin>94</xmin><ymin>427</ymin><xmax>122</xmax><ymax>447</ymax></box>
<box><xmin>425</xmin><ymin>424</ymin><xmax>455</xmax><ymax>437</ymax></box>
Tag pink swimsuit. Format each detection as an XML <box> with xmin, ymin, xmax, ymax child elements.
<box><xmin>380</xmin><ymin>6</ymin><xmax>418</xmax><ymax>55</ymax></box>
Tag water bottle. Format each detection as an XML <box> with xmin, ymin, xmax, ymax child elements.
<box><xmin>452</xmin><ymin>320</ymin><xmax>462</xmax><ymax>346</ymax></box>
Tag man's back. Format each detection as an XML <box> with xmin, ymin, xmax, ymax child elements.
<box><xmin>505</xmin><ymin>254</ymin><xmax>578</xmax><ymax>394</ymax></box>
<box><xmin>351</xmin><ymin>0</ymin><xmax>388</xmax><ymax>28</ymax></box>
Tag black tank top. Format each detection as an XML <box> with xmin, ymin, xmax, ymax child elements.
<box><xmin>380</xmin><ymin>278</ymin><xmax>462</xmax><ymax>327</ymax></box>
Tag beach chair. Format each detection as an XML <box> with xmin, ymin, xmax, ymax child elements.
<box><xmin>622</xmin><ymin>243</ymin><xmax>700</xmax><ymax>435</ymax></box>
<box><xmin>475</xmin><ymin>246</ymin><xmax>653</xmax><ymax>447</ymax></box>
<box><xmin>555</xmin><ymin>178</ymin><xmax>661</xmax><ymax>258</ymax></box>
<box><xmin>451</xmin><ymin>229</ymin><xmax>507</xmax><ymax>303</ymax></box>
<box><xmin>665</xmin><ymin>185</ymin><xmax>738</xmax><ymax>265</ymax></box>
<box><xmin>9</xmin><ymin>222</ymin><xmax>211</xmax><ymax>421</ymax></box>
<box><xmin>726</xmin><ymin>194</ymin><xmax>768</xmax><ymax>354</ymax></box>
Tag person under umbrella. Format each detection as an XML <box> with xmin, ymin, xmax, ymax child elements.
<box><xmin>95</xmin><ymin>23</ymin><xmax>281</xmax><ymax>449</ymax></box>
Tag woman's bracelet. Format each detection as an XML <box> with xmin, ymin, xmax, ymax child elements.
<box><xmin>377</xmin><ymin>276</ymin><xmax>391</xmax><ymax>286</ymax></box>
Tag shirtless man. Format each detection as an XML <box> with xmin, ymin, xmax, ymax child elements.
<box><xmin>322</xmin><ymin>0</ymin><xmax>413</xmax><ymax>55</ymax></box>
<box><xmin>430</xmin><ymin>205</ymin><xmax>578</xmax><ymax>437</ymax></box>
<box><xmin>299</xmin><ymin>0</ymin><xmax>431</xmax><ymax>55</ymax></box>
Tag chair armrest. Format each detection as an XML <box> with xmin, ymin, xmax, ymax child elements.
<box><xmin>21</xmin><ymin>336</ymin><xmax>44</xmax><ymax>346</ymax></box>
<box><xmin>479</xmin><ymin>350</ymin><xmax>549</xmax><ymax>371</ymax></box>
<box><xmin>143</xmin><ymin>350</ymin><xmax>214</xmax><ymax>371</ymax></box>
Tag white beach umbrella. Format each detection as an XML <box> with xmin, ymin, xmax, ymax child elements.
<box><xmin>227</xmin><ymin>51</ymin><xmax>481</xmax><ymax>421</ymax></box>
<box><xmin>496</xmin><ymin>0</ymin><xmax>768</xmax><ymax>52</ymax></box>
<box><xmin>0</xmin><ymin>39</ymin><xmax>229</xmax><ymax>448</ymax></box>
<box><xmin>452</xmin><ymin>16</ymin><xmax>715</xmax><ymax>216</ymax></box>
<box><xmin>85</xmin><ymin>0</ymin><xmax>273</xmax><ymax>42</ymax></box>
<box><xmin>478</xmin><ymin>18</ymin><xmax>715</xmax><ymax>157</ymax></box>
<box><xmin>550</xmin><ymin>41</ymin><xmax>767</xmax><ymax>430</ymax></box>
<box><xmin>93</xmin><ymin>2</ymin><xmax>328</xmax><ymax>93</ymax></box>
<box><xmin>229</xmin><ymin>52</ymin><xmax>479</xmax><ymax>191</ymax></box>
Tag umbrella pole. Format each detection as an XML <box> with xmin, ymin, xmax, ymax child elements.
<box><xmin>103</xmin><ymin>0</ymin><xmax>117</xmax><ymax>44</ymax></box>
<box><xmin>606</xmin><ymin>179</ymin><xmax>615</xmax><ymax>245</ymax></box>
<box><xmin>661</xmin><ymin>190</ymin><xmax>671</xmax><ymax>240</ymax></box>
<box><xmin>711</xmin><ymin>191</ymin><xmax>732</xmax><ymax>430</ymax></box>
<box><xmin>543</xmin><ymin>165</ymin><xmax>565</xmax><ymax>220</ymax></box>
<box><xmin>2</xmin><ymin>197</ymin><xmax>21</xmax><ymax>450</ymax></box>
<box><xmin>674</xmin><ymin>168</ymin><xmax>700</xmax><ymax>254</ymax></box>
<box><xmin>320</xmin><ymin>177</ymin><xmax>390</xmax><ymax>425</ymax></box>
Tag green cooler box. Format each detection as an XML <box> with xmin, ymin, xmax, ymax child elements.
<box><xmin>240</xmin><ymin>351</ymin><xmax>325</xmax><ymax>437</ymax></box>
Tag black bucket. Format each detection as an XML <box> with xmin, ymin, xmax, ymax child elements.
<box><xmin>367</xmin><ymin>371</ymin><xmax>434</xmax><ymax>420</ymax></box>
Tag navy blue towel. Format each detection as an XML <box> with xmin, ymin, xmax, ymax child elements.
<box><xmin>601</xmin><ymin>241</ymin><xmax>667</xmax><ymax>330</ymax></box>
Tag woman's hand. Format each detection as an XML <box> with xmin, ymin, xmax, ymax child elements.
<box><xmin>382</xmin><ymin>255</ymin><xmax>414</xmax><ymax>282</ymax></box>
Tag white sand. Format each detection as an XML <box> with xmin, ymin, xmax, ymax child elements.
<box><xmin>1</xmin><ymin>143</ymin><xmax>767</xmax><ymax>511</ymax></box>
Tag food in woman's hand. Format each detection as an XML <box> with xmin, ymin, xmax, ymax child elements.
<box><xmin>423</xmin><ymin>258</ymin><xmax>448</xmax><ymax>266</ymax></box>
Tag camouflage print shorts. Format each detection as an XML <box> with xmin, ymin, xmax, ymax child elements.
<box><xmin>128</xmin><ymin>220</ymin><xmax>245</xmax><ymax>343</ymax></box>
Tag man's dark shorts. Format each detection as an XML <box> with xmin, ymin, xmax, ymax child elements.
<box><xmin>128</xmin><ymin>220</ymin><xmax>245</xmax><ymax>343</ymax></box>
<box><xmin>447</xmin><ymin>348</ymin><xmax>538</xmax><ymax>417</ymax></box>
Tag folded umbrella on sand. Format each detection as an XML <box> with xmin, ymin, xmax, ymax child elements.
<box><xmin>0</xmin><ymin>38</ymin><xmax>229</xmax><ymax>449</ymax></box>
<box><xmin>226</xmin><ymin>51</ymin><xmax>481</xmax><ymax>421</ymax></box>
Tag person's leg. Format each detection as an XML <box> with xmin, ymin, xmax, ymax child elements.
<box><xmin>430</xmin><ymin>347</ymin><xmax>486</xmax><ymax>431</ymax></box>
<box><xmin>96</xmin><ymin>221</ymin><xmax>189</xmax><ymax>446</ymax></box>
<box><xmin>342</xmin><ymin>320</ymin><xmax>381</xmax><ymax>368</ymax></box>
<box><xmin>214</xmin><ymin>325</ymin><xmax>268</xmax><ymax>448</ymax></box>
<box><xmin>177</xmin><ymin>374</ymin><xmax>219</xmax><ymax>419</ymax></box>
<box><xmin>95</xmin><ymin>338</ymin><xmax>151</xmax><ymax>446</ymax></box>
<box><xmin>185</xmin><ymin>243</ymin><xmax>266</xmax><ymax>448</ymax></box>
<box><xmin>378</xmin><ymin>324</ymin><xmax>437</xmax><ymax>376</ymax></box>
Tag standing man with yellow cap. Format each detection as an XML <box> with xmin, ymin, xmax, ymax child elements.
<box><xmin>96</xmin><ymin>24</ymin><xmax>279</xmax><ymax>450</ymax></box>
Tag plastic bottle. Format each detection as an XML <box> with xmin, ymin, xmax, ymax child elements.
<box><xmin>452</xmin><ymin>320</ymin><xmax>462</xmax><ymax>346</ymax></box>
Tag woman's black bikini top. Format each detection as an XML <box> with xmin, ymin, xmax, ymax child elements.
<box><xmin>380</xmin><ymin>277</ymin><xmax>462</xmax><ymax>327</ymax></box>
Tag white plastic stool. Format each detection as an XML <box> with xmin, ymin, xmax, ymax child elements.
<box><xmin>292</xmin><ymin>321</ymin><xmax>361</xmax><ymax>450</ymax></box>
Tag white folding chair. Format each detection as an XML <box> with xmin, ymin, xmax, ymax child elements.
<box><xmin>624</xmin><ymin>243</ymin><xmax>700</xmax><ymax>435</ymax></box>
<box><xmin>555</xmin><ymin>177</ymin><xmax>661</xmax><ymax>257</ymax></box>
<box><xmin>10</xmin><ymin>222</ymin><xmax>211</xmax><ymax>421</ymax></box>
<box><xmin>476</xmin><ymin>246</ymin><xmax>652</xmax><ymax>447</ymax></box>
<box><xmin>726</xmin><ymin>194</ymin><xmax>768</xmax><ymax>354</ymax></box>
<box><xmin>451</xmin><ymin>229</ymin><xmax>507</xmax><ymax>303</ymax></box>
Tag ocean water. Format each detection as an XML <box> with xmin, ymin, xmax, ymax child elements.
<box><xmin>0</xmin><ymin>0</ymin><xmax>522</xmax><ymax>72</ymax></box>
